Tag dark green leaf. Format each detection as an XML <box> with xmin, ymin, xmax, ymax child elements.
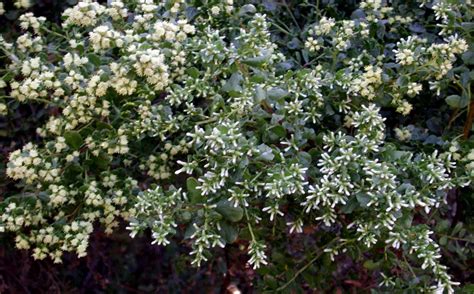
<box><xmin>269</xmin><ymin>125</ymin><xmax>286</xmax><ymax>138</ymax></box>
<box><xmin>216</xmin><ymin>200</ymin><xmax>243</xmax><ymax>222</ymax></box>
<box><xmin>64</xmin><ymin>131</ymin><xmax>83</xmax><ymax>150</ymax></box>
<box><xmin>186</xmin><ymin>67</ymin><xmax>200</xmax><ymax>78</ymax></box>
<box><xmin>356</xmin><ymin>193</ymin><xmax>371</xmax><ymax>207</ymax></box>
<box><xmin>219</xmin><ymin>222</ymin><xmax>238</xmax><ymax>244</ymax></box>
<box><xmin>87</xmin><ymin>53</ymin><xmax>101</xmax><ymax>66</ymax></box>
<box><xmin>186</xmin><ymin>177</ymin><xmax>203</xmax><ymax>204</ymax></box>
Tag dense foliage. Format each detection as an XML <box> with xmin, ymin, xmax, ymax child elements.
<box><xmin>1</xmin><ymin>0</ymin><xmax>473</xmax><ymax>292</ymax></box>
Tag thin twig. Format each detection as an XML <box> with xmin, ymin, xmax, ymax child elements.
<box><xmin>276</xmin><ymin>237</ymin><xmax>339</xmax><ymax>292</ymax></box>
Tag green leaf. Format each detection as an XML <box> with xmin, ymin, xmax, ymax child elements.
<box><xmin>184</xmin><ymin>223</ymin><xmax>196</xmax><ymax>239</ymax></box>
<box><xmin>269</xmin><ymin>125</ymin><xmax>286</xmax><ymax>138</ymax></box>
<box><xmin>95</xmin><ymin>121</ymin><xmax>114</xmax><ymax>130</ymax></box>
<box><xmin>87</xmin><ymin>53</ymin><xmax>101</xmax><ymax>66</ymax></box>
<box><xmin>439</xmin><ymin>235</ymin><xmax>448</xmax><ymax>246</ymax></box>
<box><xmin>297</xmin><ymin>151</ymin><xmax>312</xmax><ymax>167</ymax></box>
<box><xmin>461</xmin><ymin>22</ymin><xmax>474</xmax><ymax>32</ymax></box>
<box><xmin>460</xmin><ymin>285</ymin><xmax>474</xmax><ymax>294</ymax></box>
<box><xmin>186</xmin><ymin>67</ymin><xmax>200</xmax><ymax>78</ymax></box>
<box><xmin>186</xmin><ymin>177</ymin><xmax>203</xmax><ymax>204</ymax></box>
<box><xmin>219</xmin><ymin>222</ymin><xmax>238</xmax><ymax>244</ymax></box>
<box><xmin>63</xmin><ymin>163</ymin><xmax>83</xmax><ymax>184</ymax></box>
<box><xmin>239</xmin><ymin>4</ymin><xmax>257</xmax><ymax>16</ymax></box>
<box><xmin>462</xmin><ymin>51</ymin><xmax>474</xmax><ymax>65</ymax></box>
<box><xmin>445</xmin><ymin>95</ymin><xmax>462</xmax><ymax>108</ymax></box>
<box><xmin>396</xmin><ymin>75</ymin><xmax>409</xmax><ymax>87</ymax></box>
<box><xmin>241</xmin><ymin>50</ymin><xmax>272</xmax><ymax>67</ymax></box>
<box><xmin>90</xmin><ymin>153</ymin><xmax>110</xmax><ymax>170</ymax></box>
<box><xmin>254</xmin><ymin>85</ymin><xmax>267</xmax><ymax>102</ymax></box>
<box><xmin>363</xmin><ymin>259</ymin><xmax>380</xmax><ymax>270</ymax></box>
<box><xmin>356</xmin><ymin>193</ymin><xmax>371</xmax><ymax>207</ymax></box>
<box><xmin>436</xmin><ymin>219</ymin><xmax>450</xmax><ymax>232</ymax></box>
<box><xmin>2</xmin><ymin>71</ymin><xmax>14</xmax><ymax>82</ymax></box>
<box><xmin>257</xmin><ymin>144</ymin><xmax>274</xmax><ymax>161</ymax></box>
<box><xmin>399</xmin><ymin>213</ymin><xmax>413</xmax><ymax>228</ymax></box>
<box><xmin>178</xmin><ymin>211</ymin><xmax>192</xmax><ymax>222</ymax></box>
<box><xmin>222</xmin><ymin>72</ymin><xmax>243</xmax><ymax>94</ymax></box>
<box><xmin>452</xmin><ymin>222</ymin><xmax>463</xmax><ymax>235</ymax></box>
<box><xmin>216</xmin><ymin>200</ymin><xmax>243</xmax><ymax>222</ymax></box>
<box><xmin>64</xmin><ymin>131</ymin><xmax>83</xmax><ymax>150</ymax></box>
<box><xmin>267</xmin><ymin>87</ymin><xmax>288</xmax><ymax>100</ymax></box>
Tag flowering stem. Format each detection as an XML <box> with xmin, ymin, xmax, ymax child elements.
<box><xmin>244</xmin><ymin>208</ymin><xmax>256</xmax><ymax>241</ymax></box>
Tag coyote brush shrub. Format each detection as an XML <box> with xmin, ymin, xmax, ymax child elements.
<box><xmin>0</xmin><ymin>0</ymin><xmax>473</xmax><ymax>292</ymax></box>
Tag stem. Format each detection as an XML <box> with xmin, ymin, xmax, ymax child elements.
<box><xmin>446</xmin><ymin>108</ymin><xmax>466</xmax><ymax>130</ymax></box>
<box><xmin>244</xmin><ymin>208</ymin><xmax>256</xmax><ymax>241</ymax></box>
<box><xmin>403</xmin><ymin>254</ymin><xmax>417</xmax><ymax>279</ymax></box>
<box><xmin>77</xmin><ymin>120</ymin><xmax>94</xmax><ymax>132</ymax></box>
<box><xmin>463</xmin><ymin>99</ymin><xmax>474</xmax><ymax>139</ymax></box>
<box><xmin>276</xmin><ymin>237</ymin><xmax>339</xmax><ymax>292</ymax></box>
<box><xmin>196</xmin><ymin>117</ymin><xmax>218</xmax><ymax>125</ymax></box>
<box><xmin>271</xmin><ymin>22</ymin><xmax>291</xmax><ymax>35</ymax></box>
<box><xmin>438</xmin><ymin>233</ymin><xmax>472</xmax><ymax>243</ymax></box>
<box><xmin>42</xmin><ymin>27</ymin><xmax>68</xmax><ymax>40</ymax></box>
<box><xmin>31</xmin><ymin>98</ymin><xmax>52</xmax><ymax>104</ymax></box>
<box><xmin>282</xmin><ymin>0</ymin><xmax>301</xmax><ymax>31</ymax></box>
<box><xmin>330</xmin><ymin>50</ymin><xmax>339</xmax><ymax>72</ymax></box>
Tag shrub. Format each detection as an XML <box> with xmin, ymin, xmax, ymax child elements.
<box><xmin>0</xmin><ymin>0</ymin><xmax>473</xmax><ymax>292</ymax></box>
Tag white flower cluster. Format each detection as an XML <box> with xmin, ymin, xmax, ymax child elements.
<box><xmin>0</xmin><ymin>103</ymin><xmax>7</xmax><ymax>115</ymax></box>
<box><xmin>107</xmin><ymin>0</ymin><xmax>128</xmax><ymax>20</ymax></box>
<box><xmin>393</xmin><ymin>34</ymin><xmax>468</xmax><ymax>81</ymax></box>
<box><xmin>7</xmin><ymin>143</ymin><xmax>60</xmax><ymax>184</ymax></box>
<box><xmin>14</xmin><ymin>0</ymin><xmax>32</xmax><ymax>9</ymax></box>
<box><xmin>305</xmin><ymin>16</ymin><xmax>372</xmax><ymax>52</ymax></box>
<box><xmin>309</xmin><ymin>16</ymin><xmax>336</xmax><ymax>36</ymax></box>
<box><xmin>19</xmin><ymin>13</ymin><xmax>46</xmax><ymax>33</ymax></box>
<box><xmin>300</xmin><ymin>104</ymin><xmax>463</xmax><ymax>290</ymax></box>
<box><xmin>349</xmin><ymin>66</ymin><xmax>383</xmax><ymax>100</ymax></box>
<box><xmin>0</xmin><ymin>0</ymin><xmax>199</xmax><ymax>263</ymax></box>
<box><xmin>131</xmin><ymin>49</ymin><xmax>170</xmax><ymax>91</ymax></box>
<box><xmin>16</xmin><ymin>32</ymin><xmax>44</xmax><ymax>52</ymax></box>
<box><xmin>394</xmin><ymin>127</ymin><xmax>412</xmax><ymax>141</ymax></box>
<box><xmin>128</xmin><ymin>186</ymin><xmax>184</xmax><ymax>247</ymax></box>
<box><xmin>140</xmin><ymin>139</ymin><xmax>189</xmax><ymax>180</ymax></box>
<box><xmin>305</xmin><ymin>37</ymin><xmax>321</xmax><ymax>52</ymax></box>
<box><xmin>89</xmin><ymin>25</ymin><xmax>122</xmax><ymax>51</ymax></box>
<box><xmin>407</xmin><ymin>227</ymin><xmax>460</xmax><ymax>293</ymax></box>
<box><xmin>248</xmin><ymin>240</ymin><xmax>268</xmax><ymax>269</ymax></box>
<box><xmin>430</xmin><ymin>0</ymin><xmax>470</xmax><ymax>35</ymax></box>
<box><xmin>62</xmin><ymin>0</ymin><xmax>106</xmax><ymax>27</ymax></box>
